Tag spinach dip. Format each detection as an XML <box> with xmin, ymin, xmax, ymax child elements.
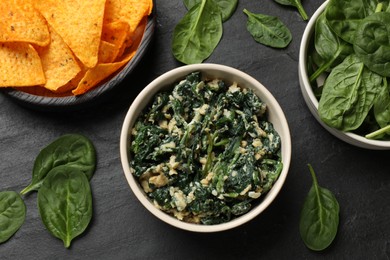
<box><xmin>130</xmin><ymin>72</ymin><xmax>282</xmax><ymax>225</ymax></box>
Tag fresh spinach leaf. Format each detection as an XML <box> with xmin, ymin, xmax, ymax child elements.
<box><xmin>0</xmin><ymin>191</ymin><xmax>26</xmax><ymax>244</ymax></box>
<box><xmin>183</xmin><ymin>0</ymin><xmax>238</xmax><ymax>22</ymax></box>
<box><xmin>310</xmin><ymin>0</ymin><xmax>390</xmax><ymax>139</ymax></box>
<box><xmin>273</xmin><ymin>0</ymin><xmax>308</xmax><ymax>20</ymax></box>
<box><xmin>172</xmin><ymin>0</ymin><xmax>223</xmax><ymax>64</ymax></box>
<box><xmin>353</xmin><ymin>12</ymin><xmax>390</xmax><ymax>77</ymax></box>
<box><xmin>310</xmin><ymin>12</ymin><xmax>353</xmax><ymax>82</ymax></box>
<box><xmin>374</xmin><ymin>78</ymin><xmax>390</xmax><ymax>128</ymax></box>
<box><xmin>299</xmin><ymin>164</ymin><xmax>339</xmax><ymax>251</ymax></box>
<box><xmin>20</xmin><ymin>134</ymin><xmax>96</xmax><ymax>195</ymax></box>
<box><xmin>325</xmin><ymin>0</ymin><xmax>377</xmax><ymax>44</ymax></box>
<box><xmin>366</xmin><ymin>77</ymin><xmax>390</xmax><ymax>139</ymax></box>
<box><xmin>318</xmin><ymin>54</ymin><xmax>383</xmax><ymax>131</ymax></box>
<box><xmin>243</xmin><ymin>9</ymin><xmax>292</xmax><ymax>48</ymax></box>
<box><xmin>37</xmin><ymin>166</ymin><xmax>93</xmax><ymax>248</ymax></box>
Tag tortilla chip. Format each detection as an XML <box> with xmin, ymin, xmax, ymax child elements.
<box><xmin>54</xmin><ymin>66</ymin><xmax>86</xmax><ymax>93</ymax></box>
<box><xmin>0</xmin><ymin>42</ymin><xmax>45</xmax><ymax>87</ymax></box>
<box><xmin>117</xmin><ymin>17</ymin><xmax>147</xmax><ymax>62</ymax></box>
<box><xmin>102</xmin><ymin>21</ymin><xmax>129</xmax><ymax>47</ymax></box>
<box><xmin>101</xmin><ymin>21</ymin><xmax>130</xmax><ymax>61</ymax></box>
<box><xmin>0</xmin><ymin>1</ymin><xmax>50</xmax><ymax>46</ymax></box>
<box><xmin>72</xmin><ymin>6</ymin><xmax>150</xmax><ymax>95</ymax></box>
<box><xmin>72</xmin><ymin>58</ymin><xmax>134</xmax><ymax>95</ymax></box>
<box><xmin>148</xmin><ymin>0</ymin><xmax>154</xmax><ymax>15</ymax></box>
<box><xmin>2</xmin><ymin>0</ymin><xmax>152</xmax><ymax>96</ymax></box>
<box><xmin>116</xmin><ymin>36</ymin><xmax>133</xmax><ymax>61</ymax></box>
<box><xmin>103</xmin><ymin>0</ymin><xmax>122</xmax><ymax>24</ymax></box>
<box><xmin>34</xmin><ymin>0</ymin><xmax>106</xmax><ymax>68</ymax></box>
<box><xmin>98</xmin><ymin>40</ymin><xmax>118</xmax><ymax>63</ymax></box>
<box><xmin>125</xmin><ymin>0</ymin><xmax>152</xmax><ymax>34</ymax></box>
<box><xmin>35</xmin><ymin>25</ymin><xmax>81</xmax><ymax>92</ymax></box>
<box><xmin>21</xmin><ymin>58</ymin><xmax>85</xmax><ymax>95</ymax></box>
<box><xmin>104</xmin><ymin>0</ymin><xmax>151</xmax><ymax>35</ymax></box>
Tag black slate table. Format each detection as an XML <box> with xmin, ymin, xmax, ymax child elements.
<box><xmin>1</xmin><ymin>1</ymin><xmax>390</xmax><ymax>259</ymax></box>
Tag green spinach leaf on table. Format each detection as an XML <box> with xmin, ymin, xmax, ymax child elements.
<box><xmin>243</xmin><ymin>9</ymin><xmax>292</xmax><ymax>48</ymax></box>
<box><xmin>273</xmin><ymin>0</ymin><xmax>308</xmax><ymax>20</ymax></box>
<box><xmin>0</xmin><ymin>191</ymin><xmax>26</xmax><ymax>244</ymax></box>
<box><xmin>183</xmin><ymin>0</ymin><xmax>237</xmax><ymax>22</ymax></box>
<box><xmin>37</xmin><ymin>166</ymin><xmax>93</xmax><ymax>248</ymax></box>
<box><xmin>20</xmin><ymin>134</ymin><xmax>96</xmax><ymax>195</ymax></box>
<box><xmin>299</xmin><ymin>164</ymin><xmax>339</xmax><ymax>251</ymax></box>
<box><xmin>353</xmin><ymin>12</ymin><xmax>390</xmax><ymax>77</ymax></box>
<box><xmin>318</xmin><ymin>54</ymin><xmax>383</xmax><ymax>132</ymax></box>
<box><xmin>172</xmin><ymin>0</ymin><xmax>223</xmax><ymax>64</ymax></box>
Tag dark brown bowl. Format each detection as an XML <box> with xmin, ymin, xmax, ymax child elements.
<box><xmin>1</xmin><ymin>8</ymin><xmax>156</xmax><ymax>112</ymax></box>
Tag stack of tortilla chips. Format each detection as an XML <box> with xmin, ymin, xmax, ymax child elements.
<box><xmin>0</xmin><ymin>0</ymin><xmax>153</xmax><ymax>96</ymax></box>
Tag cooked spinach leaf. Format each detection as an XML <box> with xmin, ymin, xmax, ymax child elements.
<box><xmin>243</xmin><ymin>9</ymin><xmax>292</xmax><ymax>48</ymax></box>
<box><xmin>273</xmin><ymin>0</ymin><xmax>308</xmax><ymax>20</ymax></box>
<box><xmin>20</xmin><ymin>134</ymin><xmax>96</xmax><ymax>195</ymax></box>
<box><xmin>318</xmin><ymin>54</ymin><xmax>383</xmax><ymax>131</ymax></box>
<box><xmin>299</xmin><ymin>164</ymin><xmax>339</xmax><ymax>251</ymax></box>
<box><xmin>0</xmin><ymin>191</ymin><xmax>26</xmax><ymax>244</ymax></box>
<box><xmin>37</xmin><ymin>166</ymin><xmax>93</xmax><ymax>248</ymax></box>
<box><xmin>183</xmin><ymin>0</ymin><xmax>238</xmax><ymax>22</ymax></box>
<box><xmin>172</xmin><ymin>0</ymin><xmax>223</xmax><ymax>64</ymax></box>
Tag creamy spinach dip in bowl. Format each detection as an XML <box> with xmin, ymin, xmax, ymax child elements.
<box><xmin>120</xmin><ymin>64</ymin><xmax>291</xmax><ymax>232</ymax></box>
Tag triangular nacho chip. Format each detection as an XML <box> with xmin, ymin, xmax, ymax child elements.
<box><xmin>104</xmin><ymin>0</ymin><xmax>151</xmax><ymax>35</ymax></box>
<box><xmin>98</xmin><ymin>40</ymin><xmax>118</xmax><ymax>63</ymax></box>
<box><xmin>35</xmin><ymin>0</ymin><xmax>106</xmax><ymax>68</ymax></box>
<box><xmin>0</xmin><ymin>42</ymin><xmax>45</xmax><ymax>87</ymax></box>
<box><xmin>0</xmin><ymin>1</ymin><xmax>50</xmax><ymax>46</ymax></box>
<box><xmin>72</xmin><ymin>57</ymin><xmax>134</xmax><ymax>96</ymax></box>
<box><xmin>117</xmin><ymin>16</ymin><xmax>147</xmax><ymax>61</ymax></box>
<box><xmin>102</xmin><ymin>20</ymin><xmax>130</xmax><ymax>60</ymax></box>
<box><xmin>35</xmin><ymin>25</ymin><xmax>81</xmax><ymax>92</ymax></box>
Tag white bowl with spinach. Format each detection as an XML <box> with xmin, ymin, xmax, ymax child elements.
<box><xmin>120</xmin><ymin>64</ymin><xmax>291</xmax><ymax>232</ymax></box>
<box><xmin>299</xmin><ymin>0</ymin><xmax>390</xmax><ymax>149</ymax></box>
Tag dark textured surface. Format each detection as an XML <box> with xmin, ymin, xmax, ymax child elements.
<box><xmin>1</xmin><ymin>0</ymin><xmax>390</xmax><ymax>259</ymax></box>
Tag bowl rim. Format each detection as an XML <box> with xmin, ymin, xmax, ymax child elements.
<box><xmin>120</xmin><ymin>63</ymin><xmax>292</xmax><ymax>232</ymax></box>
<box><xmin>1</xmin><ymin>10</ymin><xmax>156</xmax><ymax>112</ymax></box>
<box><xmin>298</xmin><ymin>0</ymin><xmax>390</xmax><ymax>150</ymax></box>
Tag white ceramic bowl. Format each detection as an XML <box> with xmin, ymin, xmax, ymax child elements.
<box><xmin>298</xmin><ymin>1</ymin><xmax>390</xmax><ymax>150</ymax></box>
<box><xmin>120</xmin><ymin>64</ymin><xmax>292</xmax><ymax>232</ymax></box>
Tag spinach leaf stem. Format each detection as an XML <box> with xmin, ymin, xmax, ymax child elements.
<box><xmin>365</xmin><ymin>124</ymin><xmax>390</xmax><ymax>139</ymax></box>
